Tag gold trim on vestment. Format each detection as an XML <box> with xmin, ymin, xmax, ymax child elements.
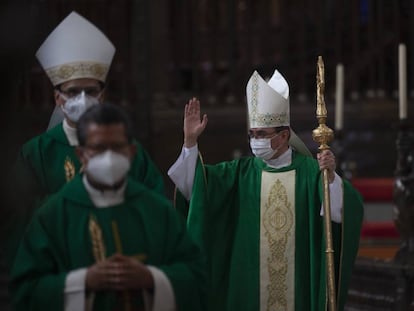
<box><xmin>260</xmin><ymin>170</ymin><xmax>296</xmax><ymax>311</ymax></box>
<box><xmin>64</xmin><ymin>156</ymin><xmax>76</xmax><ymax>182</ymax></box>
<box><xmin>89</xmin><ymin>214</ymin><xmax>106</xmax><ymax>262</ymax></box>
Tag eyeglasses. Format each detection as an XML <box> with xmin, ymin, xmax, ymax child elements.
<box><xmin>248</xmin><ymin>130</ymin><xmax>279</xmax><ymax>139</ymax></box>
<box><xmin>84</xmin><ymin>143</ymin><xmax>129</xmax><ymax>155</ymax></box>
<box><xmin>58</xmin><ymin>86</ymin><xmax>103</xmax><ymax>99</ymax></box>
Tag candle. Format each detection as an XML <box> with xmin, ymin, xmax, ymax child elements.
<box><xmin>335</xmin><ymin>64</ymin><xmax>344</xmax><ymax>130</ymax></box>
<box><xmin>399</xmin><ymin>43</ymin><xmax>407</xmax><ymax>119</ymax></box>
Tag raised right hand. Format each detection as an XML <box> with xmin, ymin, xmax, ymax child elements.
<box><xmin>184</xmin><ymin>97</ymin><xmax>208</xmax><ymax>148</ymax></box>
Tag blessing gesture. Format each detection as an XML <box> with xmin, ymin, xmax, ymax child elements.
<box><xmin>184</xmin><ymin>97</ymin><xmax>208</xmax><ymax>148</ymax></box>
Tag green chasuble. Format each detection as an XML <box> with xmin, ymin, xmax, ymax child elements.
<box><xmin>10</xmin><ymin>176</ymin><xmax>206</xmax><ymax>311</ymax></box>
<box><xmin>15</xmin><ymin>122</ymin><xmax>164</xmax><ymax>196</ymax></box>
<box><xmin>5</xmin><ymin>123</ymin><xmax>165</xmax><ymax>266</ymax></box>
<box><xmin>175</xmin><ymin>151</ymin><xmax>363</xmax><ymax>311</ymax></box>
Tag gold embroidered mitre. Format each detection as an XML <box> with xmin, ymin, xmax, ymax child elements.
<box><xmin>246</xmin><ymin>69</ymin><xmax>312</xmax><ymax>156</ymax></box>
<box><xmin>36</xmin><ymin>11</ymin><xmax>115</xmax><ymax>86</ymax></box>
<box><xmin>246</xmin><ymin>70</ymin><xmax>290</xmax><ymax>128</ymax></box>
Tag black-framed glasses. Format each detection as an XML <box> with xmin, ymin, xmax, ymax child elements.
<box><xmin>58</xmin><ymin>86</ymin><xmax>103</xmax><ymax>99</ymax></box>
<box><xmin>248</xmin><ymin>130</ymin><xmax>279</xmax><ymax>140</ymax></box>
<box><xmin>84</xmin><ymin>143</ymin><xmax>129</xmax><ymax>155</ymax></box>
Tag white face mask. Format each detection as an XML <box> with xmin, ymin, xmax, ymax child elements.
<box><xmin>250</xmin><ymin>135</ymin><xmax>279</xmax><ymax>160</ymax></box>
<box><xmin>85</xmin><ymin>150</ymin><xmax>131</xmax><ymax>186</ymax></box>
<box><xmin>61</xmin><ymin>91</ymin><xmax>100</xmax><ymax>122</ymax></box>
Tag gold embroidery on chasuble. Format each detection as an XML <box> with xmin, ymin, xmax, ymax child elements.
<box><xmin>64</xmin><ymin>156</ymin><xmax>76</xmax><ymax>182</ymax></box>
<box><xmin>89</xmin><ymin>214</ymin><xmax>106</xmax><ymax>262</ymax></box>
<box><xmin>260</xmin><ymin>170</ymin><xmax>295</xmax><ymax>311</ymax></box>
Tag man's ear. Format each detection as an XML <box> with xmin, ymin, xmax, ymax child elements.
<box><xmin>75</xmin><ymin>147</ymin><xmax>88</xmax><ymax>173</ymax></box>
<box><xmin>283</xmin><ymin>129</ymin><xmax>291</xmax><ymax>141</ymax></box>
<box><xmin>75</xmin><ymin>146</ymin><xmax>86</xmax><ymax>163</ymax></box>
<box><xmin>54</xmin><ymin>89</ymin><xmax>63</xmax><ymax>107</ymax></box>
<box><xmin>99</xmin><ymin>89</ymin><xmax>106</xmax><ymax>103</ymax></box>
<box><xmin>128</xmin><ymin>144</ymin><xmax>137</xmax><ymax>160</ymax></box>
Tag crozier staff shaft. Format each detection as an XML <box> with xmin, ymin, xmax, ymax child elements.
<box><xmin>312</xmin><ymin>56</ymin><xmax>337</xmax><ymax>311</ymax></box>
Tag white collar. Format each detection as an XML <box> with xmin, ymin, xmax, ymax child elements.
<box><xmin>263</xmin><ymin>147</ymin><xmax>292</xmax><ymax>168</ymax></box>
<box><xmin>82</xmin><ymin>175</ymin><xmax>126</xmax><ymax>208</ymax></box>
<box><xmin>62</xmin><ymin>118</ymin><xmax>79</xmax><ymax>146</ymax></box>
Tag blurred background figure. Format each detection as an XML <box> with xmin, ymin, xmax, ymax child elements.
<box><xmin>1</xmin><ymin>1</ymin><xmax>414</xmax><ymax>310</ymax></box>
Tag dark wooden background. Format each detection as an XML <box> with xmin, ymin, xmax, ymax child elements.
<box><xmin>1</xmin><ymin>1</ymin><xmax>414</xmax><ymax>309</ymax></box>
<box><xmin>1</xmin><ymin>0</ymin><xmax>413</xmax><ymax>196</ymax></box>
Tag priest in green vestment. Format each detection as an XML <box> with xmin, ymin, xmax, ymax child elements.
<box><xmin>4</xmin><ymin>12</ymin><xmax>164</xmax><ymax>267</ymax></box>
<box><xmin>168</xmin><ymin>70</ymin><xmax>364</xmax><ymax>311</ymax></box>
<box><xmin>10</xmin><ymin>103</ymin><xmax>206</xmax><ymax>311</ymax></box>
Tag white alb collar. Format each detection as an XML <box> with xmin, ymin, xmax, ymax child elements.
<box><xmin>82</xmin><ymin>175</ymin><xmax>126</xmax><ymax>208</ymax></box>
<box><xmin>62</xmin><ymin>118</ymin><xmax>79</xmax><ymax>146</ymax></box>
<box><xmin>264</xmin><ymin>147</ymin><xmax>292</xmax><ymax>169</ymax></box>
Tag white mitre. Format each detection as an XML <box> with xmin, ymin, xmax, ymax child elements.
<box><xmin>36</xmin><ymin>11</ymin><xmax>115</xmax><ymax>86</ymax></box>
<box><xmin>246</xmin><ymin>69</ymin><xmax>312</xmax><ymax>156</ymax></box>
<box><xmin>246</xmin><ymin>70</ymin><xmax>289</xmax><ymax>128</ymax></box>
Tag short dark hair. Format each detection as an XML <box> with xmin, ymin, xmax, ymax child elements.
<box><xmin>76</xmin><ymin>103</ymin><xmax>134</xmax><ymax>146</ymax></box>
<box><xmin>275</xmin><ymin>126</ymin><xmax>290</xmax><ymax>133</ymax></box>
<box><xmin>275</xmin><ymin>126</ymin><xmax>291</xmax><ymax>140</ymax></box>
<box><xmin>54</xmin><ymin>81</ymin><xmax>105</xmax><ymax>91</ymax></box>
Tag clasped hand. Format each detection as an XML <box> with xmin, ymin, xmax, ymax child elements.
<box><xmin>86</xmin><ymin>253</ymin><xmax>154</xmax><ymax>291</ymax></box>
